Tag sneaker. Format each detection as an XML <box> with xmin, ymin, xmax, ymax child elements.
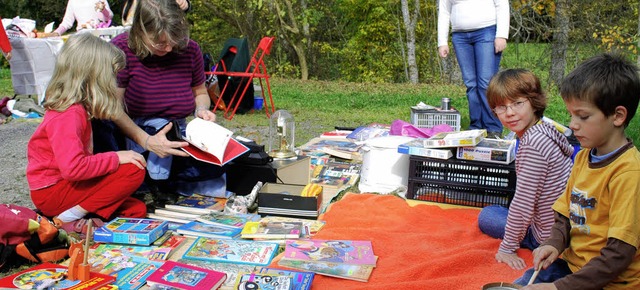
<box><xmin>53</xmin><ymin>217</ymin><xmax>105</xmax><ymax>235</ymax></box>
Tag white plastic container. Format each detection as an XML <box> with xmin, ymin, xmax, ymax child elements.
<box><xmin>358</xmin><ymin>136</ymin><xmax>415</xmax><ymax>195</ymax></box>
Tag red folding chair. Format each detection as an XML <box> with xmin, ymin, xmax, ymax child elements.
<box><xmin>207</xmin><ymin>36</ymin><xmax>276</xmax><ymax>120</ymax></box>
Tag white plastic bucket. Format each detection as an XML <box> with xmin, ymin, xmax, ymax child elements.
<box><xmin>358</xmin><ymin>136</ymin><xmax>414</xmax><ymax>195</ymax></box>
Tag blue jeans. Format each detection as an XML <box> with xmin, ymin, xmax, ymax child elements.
<box><xmin>514</xmin><ymin>259</ymin><xmax>572</xmax><ymax>285</ymax></box>
<box><xmin>478</xmin><ymin>205</ymin><xmax>540</xmax><ymax>251</ymax></box>
<box><xmin>452</xmin><ymin>25</ymin><xmax>503</xmax><ymax>133</ymax></box>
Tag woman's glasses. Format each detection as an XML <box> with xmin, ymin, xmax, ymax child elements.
<box><xmin>493</xmin><ymin>99</ymin><xmax>529</xmax><ymax>115</ymax></box>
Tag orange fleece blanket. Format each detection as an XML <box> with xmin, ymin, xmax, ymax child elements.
<box><xmin>269</xmin><ymin>193</ymin><xmax>533</xmax><ymax>290</ymax></box>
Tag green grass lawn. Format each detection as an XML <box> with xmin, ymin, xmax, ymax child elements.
<box><xmin>1</xmin><ymin>69</ymin><xmax>638</xmax><ymax>146</ymax></box>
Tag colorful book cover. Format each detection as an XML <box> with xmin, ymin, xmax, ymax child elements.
<box><xmin>93</xmin><ymin>217</ymin><xmax>168</xmax><ymax>246</ymax></box>
<box><xmin>90</xmin><ymin>234</ymin><xmax>185</xmax><ymax>261</ymax></box>
<box><xmin>282</xmin><ymin>239</ymin><xmax>376</xmax><ymax>266</ymax></box>
<box><xmin>182</xmin><ymin>237</ymin><xmax>279</xmax><ymax>266</ymax></box>
<box><xmin>176</xmin><ymin>221</ymin><xmax>242</xmax><ymax>239</ymax></box>
<box><xmin>310</xmin><ymin>161</ymin><xmax>361</xmax><ymax>189</ymax></box>
<box><xmin>146</xmin><ymin>261</ymin><xmax>227</xmax><ymax>290</ymax></box>
<box><xmin>177</xmin><ymin>259</ymin><xmax>258</xmax><ymax>290</ymax></box>
<box><xmin>299</xmin><ymin>138</ymin><xmax>362</xmax><ymax>153</ymax></box>
<box><xmin>164</xmin><ymin>194</ymin><xmax>225</xmax><ymax>215</ymax></box>
<box><xmin>112</xmin><ymin>261</ymin><xmax>161</xmax><ymax>290</ymax></box>
<box><xmin>257</xmin><ymin>267</ymin><xmax>315</xmax><ymax>290</ymax></box>
<box><xmin>422</xmin><ymin>129</ymin><xmax>486</xmax><ymax>148</ymax></box>
<box><xmin>259</xmin><ymin>216</ymin><xmax>326</xmax><ymax>237</ymax></box>
<box><xmin>277</xmin><ymin>258</ymin><xmax>374</xmax><ymax>282</ymax></box>
<box><xmin>0</xmin><ymin>262</ymin><xmax>115</xmax><ymax>290</ymax></box>
<box><xmin>241</xmin><ymin>221</ymin><xmax>303</xmax><ymax>239</ymax></box>
<box><xmin>234</xmin><ymin>272</ymin><xmax>293</xmax><ymax>290</ymax></box>
<box><xmin>195</xmin><ymin>211</ymin><xmax>256</xmax><ymax>229</ymax></box>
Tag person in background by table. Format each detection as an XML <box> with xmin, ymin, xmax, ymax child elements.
<box><xmin>94</xmin><ymin>0</ymin><xmax>223</xmax><ymax>209</ymax></box>
<box><xmin>437</xmin><ymin>0</ymin><xmax>509</xmax><ymax>138</ymax></box>
<box><xmin>477</xmin><ymin>69</ymin><xmax>574</xmax><ymax>271</ymax></box>
<box><xmin>27</xmin><ymin>33</ymin><xmax>147</xmax><ymax>235</ymax></box>
<box><xmin>121</xmin><ymin>0</ymin><xmax>190</xmax><ymax>26</ymax></box>
<box><xmin>52</xmin><ymin>0</ymin><xmax>113</xmax><ymax>36</ymax></box>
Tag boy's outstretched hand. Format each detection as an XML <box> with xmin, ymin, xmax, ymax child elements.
<box><xmin>117</xmin><ymin>150</ymin><xmax>147</xmax><ymax>169</ymax></box>
<box><xmin>495</xmin><ymin>251</ymin><xmax>526</xmax><ymax>270</ymax></box>
<box><xmin>532</xmin><ymin>245</ymin><xmax>560</xmax><ymax>272</ymax></box>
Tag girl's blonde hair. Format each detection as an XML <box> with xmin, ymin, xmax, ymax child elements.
<box><xmin>44</xmin><ymin>33</ymin><xmax>125</xmax><ymax>120</ymax></box>
<box><xmin>129</xmin><ymin>0</ymin><xmax>189</xmax><ymax>58</ymax></box>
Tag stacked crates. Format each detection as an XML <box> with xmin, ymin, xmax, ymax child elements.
<box><xmin>410</xmin><ymin>108</ymin><xmax>461</xmax><ymax>131</ymax></box>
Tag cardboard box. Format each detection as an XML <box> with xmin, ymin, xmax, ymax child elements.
<box><xmin>258</xmin><ymin>183</ymin><xmax>322</xmax><ymax>218</ymax></box>
<box><xmin>398</xmin><ymin>139</ymin><xmax>454</xmax><ymax>159</ymax></box>
<box><xmin>9</xmin><ymin>38</ymin><xmax>63</xmax><ymax>102</ymax></box>
<box><xmin>456</xmin><ymin>138</ymin><xmax>516</xmax><ymax>165</ymax></box>
<box><xmin>422</xmin><ymin>129</ymin><xmax>486</xmax><ymax>148</ymax></box>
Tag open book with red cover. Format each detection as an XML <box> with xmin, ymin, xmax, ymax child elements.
<box><xmin>181</xmin><ymin>118</ymin><xmax>249</xmax><ymax>166</ymax></box>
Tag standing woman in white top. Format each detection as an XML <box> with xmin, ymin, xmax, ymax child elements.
<box><xmin>52</xmin><ymin>0</ymin><xmax>114</xmax><ymax>36</ymax></box>
<box><xmin>121</xmin><ymin>0</ymin><xmax>191</xmax><ymax>26</ymax></box>
<box><xmin>437</xmin><ymin>0</ymin><xmax>510</xmax><ymax>138</ymax></box>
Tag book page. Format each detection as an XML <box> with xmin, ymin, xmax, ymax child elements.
<box><xmin>185</xmin><ymin>118</ymin><xmax>232</xmax><ymax>161</ymax></box>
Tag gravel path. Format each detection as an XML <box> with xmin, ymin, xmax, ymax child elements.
<box><xmin>0</xmin><ymin>119</ymin><xmax>38</xmax><ymax>208</ymax></box>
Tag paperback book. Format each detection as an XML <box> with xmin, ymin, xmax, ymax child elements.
<box><xmin>164</xmin><ymin>194</ymin><xmax>226</xmax><ymax>215</ymax></box>
<box><xmin>281</xmin><ymin>239</ymin><xmax>377</xmax><ymax>266</ymax></box>
<box><xmin>260</xmin><ymin>216</ymin><xmax>326</xmax><ymax>237</ymax></box>
<box><xmin>182</xmin><ymin>237</ymin><xmax>279</xmax><ymax>266</ymax></box>
<box><xmin>176</xmin><ymin>221</ymin><xmax>242</xmax><ymax>239</ymax></box>
<box><xmin>0</xmin><ymin>262</ymin><xmax>116</xmax><ymax>290</ymax></box>
<box><xmin>147</xmin><ymin>212</ymin><xmax>192</xmax><ymax>225</ymax></box>
<box><xmin>277</xmin><ymin>258</ymin><xmax>374</xmax><ymax>282</ymax></box>
<box><xmin>422</xmin><ymin>129</ymin><xmax>486</xmax><ymax>148</ymax></box>
<box><xmin>177</xmin><ymin>259</ymin><xmax>258</xmax><ymax>290</ymax></box>
<box><xmin>93</xmin><ymin>217</ymin><xmax>169</xmax><ymax>246</ymax></box>
<box><xmin>146</xmin><ymin>260</ymin><xmax>227</xmax><ymax>290</ymax></box>
<box><xmin>90</xmin><ymin>234</ymin><xmax>185</xmax><ymax>261</ymax></box>
<box><xmin>257</xmin><ymin>267</ymin><xmax>315</xmax><ymax>290</ymax></box>
<box><xmin>234</xmin><ymin>272</ymin><xmax>293</xmax><ymax>290</ymax></box>
<box><xmin>153</xmin><ymin>208</ymin><xmax>201</xmax><ymax>220</ymax></box>
<box><xmin>241</xmin><ymin>221</ymin><xmax>303</xmax><ymax>240</ymax></box>
<box><xmin>181</xmin><ymin>118</ymin><xmax>249</xmax><ymax>166</ymax></box>
<box><xmin>196</xmin><ymin>211</ymin><xmax>260</xmax><ymax>229</ymax></box>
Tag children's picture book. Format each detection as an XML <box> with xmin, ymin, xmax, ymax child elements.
<box><xmin>195</xmin><ymin>211</ymin><xmax>259</xmax><ymax>229</ymax></box>
<box><xmin>257</xmin><ymin>267</ymin><xmax>315</xmax><ymax>290</ymax></box>
<box><xmin>298</xmin><ymin>138</ymin><xmax>362</xmax><ymax>153</ymax></box>
<box><xmin>320</xmin><ymin>129</ymin><xmax>352</xmax><ymax>140</ymax></box>
<box><xmin>241</xmin><ymin>221</ymin><xmax>303</xmax><ymax>240</ymax></box>
<box><xmin>164</xmin><ymin>194</ymin><xmax>225</xmax><ymax>215</ymax></box>
<box><xmin>346</xmin><ymin>123</ymin><xmax>390</xmax><ymax>142</ymax></box>
<box><xmin>259</xmin><ymin>216</ymin><xmax>326</xmax><ymax>237</ymax></box>
<box><xmin>91</xmin><ymin>234</ymin><xmax>185</xmax><ymax>261</ymax></box>
<box><xmin>146</xmin><ymin>260</ymin><xmax>227</xmax><ymax>290</ymax></box>
<box><xmin>397</xmin><ymin>139</ymin><xmax>454</xmax><ymax>159</ymax></box>
<box><xmin>277</xmin><ymin>258</ymin><xmax>374</xmax><ymax>282</ymax></box>
<box><xmin>422</xmin><ymin>129</ymin><xmax>486</xmax><ymax>148</ymax></box>
<box><xmin>281</xmin><ymin>239</ymin><xmax>377</xmax><ymax>266</ymax></box>
<box><xmin>147</xmin><ymin>212</ymin><xmax>192</xmax><ymax>226</ymax></box>
<box><xmin>182</xmin><ymin>237</ymin><xmax>279</xmax><ymax>266</ymax></box>
<box><xmin>93</xmin><ymin>217</ymin><xmax>169</xmax><ymax>246</ymax></box>
<box><xmin>181</xmin><ymin>118</ymin><xmax>250</xmax><ymax>166</ymax></box>
<box><xmin>176</xmin><ymin>221</ymin><xmax>242</xmax><ymax>239</ymax></box>
<box><xmin>0</xmin><ymin>262</ymin><xmax>116</xmax><ymax>290</ymax></box>
<box><xmin>234</xmin><ymin>272</ymin><xmax>293</xmax><ymax>290</ymax></box>
<box><xmin>153</xmin><ymin>208</ymin><xmax>202</xmax><ymax>220</ymax></box>
<box><xmin>177</xmin><ymin>259</ymin><xmax>258</xmax><ymax>290</ymax></box>
<box><xmin>111</xmin><ymin>261</ymin><xmax>161</xmax><ymax>290</ymax></box>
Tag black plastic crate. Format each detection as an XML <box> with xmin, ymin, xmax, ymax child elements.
<box><xmin>407</xmin><ymin>156</ymin><xmax>516</xmax><ymax>207</ymax></box>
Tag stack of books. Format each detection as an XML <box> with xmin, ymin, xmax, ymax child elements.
<box><xmin>278</xmin><ymin>239</ymin><xmax>378</xmax><ymax>282</ymax></box>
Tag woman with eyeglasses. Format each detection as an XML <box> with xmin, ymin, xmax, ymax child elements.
<box><xmin>93</xmin><ymin>0</ymin><xmax>223</xmax><ymax>209</ymax></box>
<box><xmin>477</xmin><ymin>69</ymin><xmax>574</xmax><ymax>271</ymax></box>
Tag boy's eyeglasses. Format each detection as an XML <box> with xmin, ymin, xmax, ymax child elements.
<box><xmin>493</xmin><ymin>99</ymin><xmax>529</xmax><ymax>115</ymax></box>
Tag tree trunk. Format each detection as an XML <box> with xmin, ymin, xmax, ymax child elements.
<box><xmin>550</xmin><ymin>0</ymin><xmax>570</xmax><ymax>87</ymax></box>
<box><xmin>401</xmin><ymin>0</ymin><xmax>420</xmax><ymax>84</ymax></box>
<box><xmin>271</xmin><ymin>0</ymin><xmax>309</xmax><ymax>80</ymax></box>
